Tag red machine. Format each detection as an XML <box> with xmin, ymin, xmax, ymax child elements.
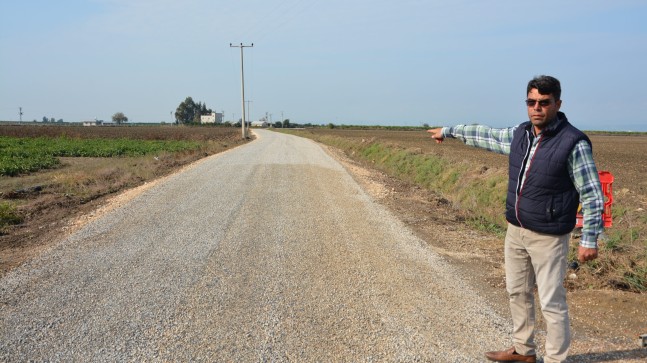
<box><xmin>575</xmin><ymin>171</ymin><xmax>614</xmax><ymax>228</ymax></box>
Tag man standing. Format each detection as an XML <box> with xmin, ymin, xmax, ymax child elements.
<box><xmin>427</xmin><ymin>75</ymin><xmax>604</xmax><ymax>363</ymax></box>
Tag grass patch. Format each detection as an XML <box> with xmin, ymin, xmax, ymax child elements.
<box><xmin>602</xmin><ymin>231</ymin><xmax>625</xmax><ymax>252</ymax></box>
<box><xmin>0</xmin><ymin>201</ymin><xmax>22</xmax><ymax>230</ymax></box>
<box><xmin>466</xmin><ymin>216</ymin><xmax>507</xmax><ymax>236</ymax></box>
<box><xmin>623</xmin><ymin>266</ymin><xmax>647</xmax><ymax>292</ymax></box>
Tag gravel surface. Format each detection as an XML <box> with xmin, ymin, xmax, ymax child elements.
<box><xmin>1</xmin><ymin>129</ymin><xmax>512</xmax><ymax>362</ymax></box>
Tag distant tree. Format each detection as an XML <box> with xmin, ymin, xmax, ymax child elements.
<box><xmin>199</xmin><ymin>102</ymin><xmax>211</xmax><ymax>122</ymax></box>
<box><xmin>174</xmin><ymin>97</ymin><xmax>213</xmax><ymax>124</ymax></box>
<box><xmin>57</xmin><ymin>119</ymin><xmax>63</xmax><ymax>123</ymax></box>
<box><xmin>327</xmin><ymin>123</ymin><xmax>335</xmax><ymax>129</ymax></box>
<box><xmin>42</xmin><ymin>116</ymin><xmax>48</xmax><ymax>123</ymax></box>
<box><xmin>175</xmin><ymin>97</ymin><xmax>195</xmax><ymax>124</ymax></box>
<box><xmin>193</xmin><ymin>102</ymin><xmax>202</xmax><ymax>123</ymax></box>
<box><xmin>112</xmin><ymin>112</ymin><xmax>129</xmax><ymax>124</ymax></box>
<box><xmin>194</xmin><ymin>102</ymin><xmax>212</xmax><ymax>123</ymax></box>
<box><xmin>282</xmin><ymin>119</ymin><xmax>290</xmax><ymax>128</ymax></box>
<box><xmin>273</xmin><ymin>121</ymin><xmax>282</xmax><ymax>128</ymax></box>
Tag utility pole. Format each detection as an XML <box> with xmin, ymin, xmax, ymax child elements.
<box><xmin>230</xmin><ymin>42</ymin><xmax>253</xmax><ymax>138</ymax></box>
<box><xmin>19</xmin><ymin>107</ymin><xmax>23</xmax><ymax>124</ymax></box>
<box><xmin>245</xmin><ymin>100</ymin><xmax>253</xmax><ymax>130</ymax></box>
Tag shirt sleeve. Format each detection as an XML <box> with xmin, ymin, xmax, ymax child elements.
<box><xmin>569</xmin><ymin>140</ymin><xmax>604</xmax><ymax>248</ymax></box>
<box><xmin>441</xmin><ymin>124</ymin><xmax>515</xmax><ymax>155</ymax></box>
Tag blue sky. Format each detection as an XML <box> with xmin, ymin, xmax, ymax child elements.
<box><xmin>1</xmin><ymin>0</ymin><xmax>646</xmax><ymax>130</ymax></box>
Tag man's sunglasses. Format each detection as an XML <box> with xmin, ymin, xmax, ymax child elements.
<box><xmin>525</xmin><ymin>99</ymin><xmax>553</xmax><ymax>107</ymax></box>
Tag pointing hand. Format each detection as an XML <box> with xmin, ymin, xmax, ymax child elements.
<box><xmin>427</xmin><ymin>128</ymin><xmax>444</xmax><ymax>144</ymax></box>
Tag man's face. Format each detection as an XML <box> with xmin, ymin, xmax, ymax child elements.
<box><xmin>526</xmin><ymin>88</ymin><xmax>562</xmax><ymax>132</ymax></box>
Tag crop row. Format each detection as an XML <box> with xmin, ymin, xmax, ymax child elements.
<box><xmin>0</xmin><ymin>124</ymin><xmax>240</xmax><ymax>141</ymax></box>
<box><xmin>0</xmin><ymin>136</ymin><xmax>202</xmax><ymax>176</ymax></box>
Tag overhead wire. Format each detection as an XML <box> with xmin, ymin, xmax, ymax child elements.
<box><xmin>236</xmin><ymin>0</ymin><xmax>297</xmax><ymax>43</ymax></box>
<box><xmin>227</xmin><ymin>0</ymin><xmax>322</xmax><ymax>123</ymax></box>
<box><xmin>235</xmin><ymin>0</ymin><xmax>319</xmax><ymax>45</ymax></box>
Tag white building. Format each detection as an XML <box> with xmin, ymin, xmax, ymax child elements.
<box><xmin>82</xmin><ymin>119</ymin><xmax>103</xmax><ymax>126</ymax></box>
<box><xmin>251</xmin><ymin>120</ymin><xmax>268</xmax><ymax>128</ymax></box>
<box><xmin>200</xmin><ymin>112</ymin><xmax>224</xmax><ymax>124</ymax></box>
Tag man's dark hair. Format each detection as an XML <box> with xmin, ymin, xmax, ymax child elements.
<box><xmin>527</xmin><ymin>75</ymin><xmax>561</xmax><ymax>101</ymax></box>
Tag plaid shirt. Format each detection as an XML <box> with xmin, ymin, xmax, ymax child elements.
<box><xmin>441</xmin><ymin>124</ymin><xmax>604</xmax><ymax>248</ymax></box>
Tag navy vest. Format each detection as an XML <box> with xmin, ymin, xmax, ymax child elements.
<box><xmin>505</xmin><ymin>113</ymin><xmax>591</xmax><ymax>235</ymax></box>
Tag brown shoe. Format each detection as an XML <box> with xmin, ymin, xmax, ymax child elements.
<box><xmin>484</xmin><ymin>347</ymin><xmax>536</xmax><ymax>362</ymax></box>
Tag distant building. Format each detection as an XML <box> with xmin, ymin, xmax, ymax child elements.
<box><xmin>200</xmin><ymin>112</ymin><xmax>224</xmax><ymax>124</ymax></box>
<box><xmin>251</xmin><ymin>120</ymin><xmax>268</xmax><ymax>128</ymax></box>
<box><xmin>83</xmin><ymin>119</ymin><xmax>103</xmax><ymax>126</ymax></box>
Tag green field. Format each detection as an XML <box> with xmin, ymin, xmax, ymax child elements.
<box><xmin>0</xmin><ymin>136</ymin><xmax>202</xmax><ymax>176</ymax></box>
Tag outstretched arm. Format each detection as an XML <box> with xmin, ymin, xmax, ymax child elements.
<box><xmin>427</xmin><ymin>124</ymin><xmax>517</xmax><ymax>155</ymax></box>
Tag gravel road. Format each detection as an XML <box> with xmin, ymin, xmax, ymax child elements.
<box><xmin>1</xmin><ymin>129</ymin><xmax>511</xmax><ymax>362</ymax></box>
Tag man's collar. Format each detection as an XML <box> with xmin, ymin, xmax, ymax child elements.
<box><xmin>544</xmin><ymin>112</ymin><xmax>568</xmax><ymax>135</ymax></box>
<box><xmin>530</xmin><ymin>112</ymin><xmax>568</xmax><ymax>136</ymax></box>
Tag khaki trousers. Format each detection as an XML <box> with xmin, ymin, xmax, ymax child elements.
<box><xmin>504</xmin><ymin>223</ymin><xmax>571</xmax><ymax>363</ymax></box>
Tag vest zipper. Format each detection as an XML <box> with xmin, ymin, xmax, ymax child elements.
<box><xmin>515</xmin><ymin>132</ymin><xmax>544</xmax><ymax>228</ymax></box>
